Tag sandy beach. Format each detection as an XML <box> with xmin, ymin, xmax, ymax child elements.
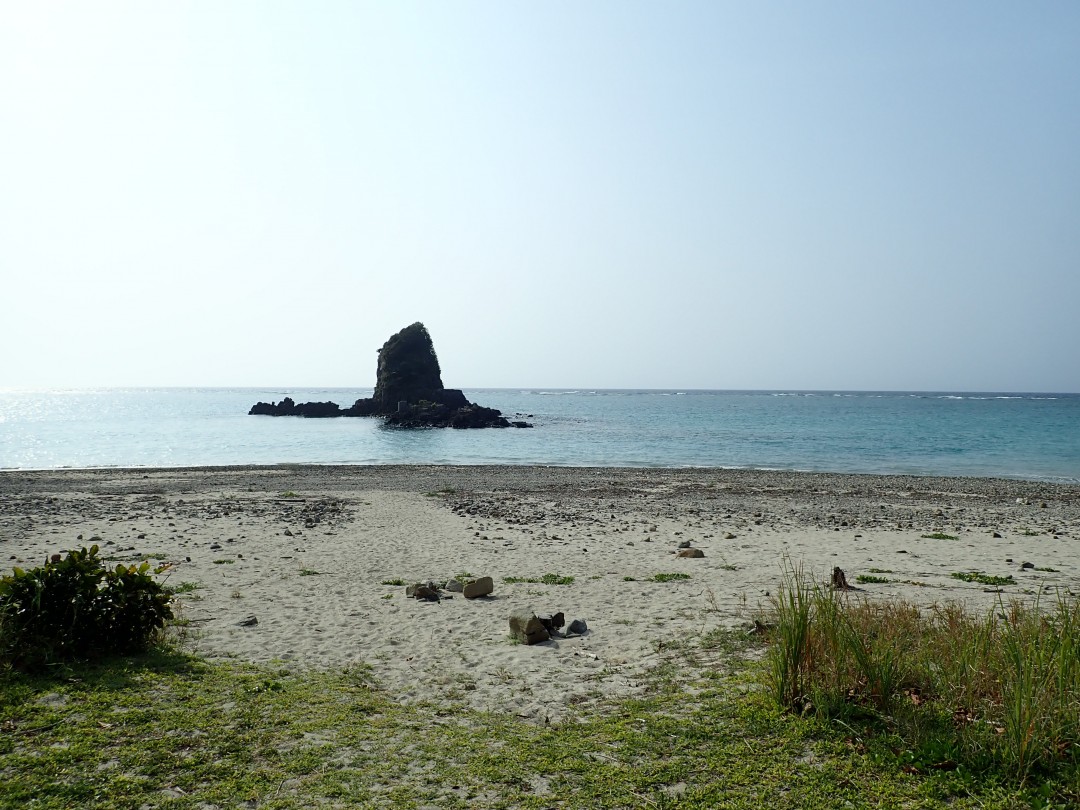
<box><xmin>2</xmin><ymin>466</ymin><xmax>1078</xmax><ymax>723</ymax></box>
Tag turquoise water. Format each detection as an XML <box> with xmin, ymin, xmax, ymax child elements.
<box><xmin>0</xmin><ymin>388</ymin><xmax>1077</xmax><ymax>482</ymax></box>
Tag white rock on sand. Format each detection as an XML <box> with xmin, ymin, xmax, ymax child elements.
<box><xmin>2</xmin><ymin>466</ymin><xmax>1077</xmax><ymax>723</ymax></box>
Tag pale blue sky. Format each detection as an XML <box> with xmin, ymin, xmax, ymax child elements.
<box><xmin>2</xmin><ymin>2</ymin><xmax>1077</xmax><ymax>391</ymax></box>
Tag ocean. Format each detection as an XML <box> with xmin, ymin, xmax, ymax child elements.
<box><xmin>0</xmin><ymin>388</ymin><xmax>1077</xmax><ymax>482</ymax></box>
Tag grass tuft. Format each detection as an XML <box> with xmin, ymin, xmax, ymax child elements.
<box><xmin>762</xmin><ymin>568</ymin><xmax>1080</xmax><ymax>785</ymax></box>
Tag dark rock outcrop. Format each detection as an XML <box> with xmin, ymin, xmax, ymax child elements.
<box><xmin>248</xmin><ymin>398</ymin><xmax>342</xmax><ymax>418</ymax></box>
<box><xmin>248</xmin><ymin>322</ymin><xmax>530</xmax><ymax>429</ymax></box>
<box><xmin>372</xmin><ymin>322</ymin><xmax>445</xmax><ymax>411</ymax></box>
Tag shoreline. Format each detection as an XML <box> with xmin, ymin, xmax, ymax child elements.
<box><xmin>4</xmin><ymin>462</ymin><xmax>1080</xmax><ymax>495</ymax></box>
<box><xmin>2</xmin><ymin>465</ymin><xmax>1078</xmax><ymax>722</ymax></box>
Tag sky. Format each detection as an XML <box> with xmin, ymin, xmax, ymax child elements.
<box><xmin>2</xmin><ymin>2</ymin><xmax>1078</xmax><ymax>392</ymax></box>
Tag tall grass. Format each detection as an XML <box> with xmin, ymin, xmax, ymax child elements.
<box><xmin>764</xmin><ymin>571</ymin><xmax>1080</xmax><ymax>782</ymax></box>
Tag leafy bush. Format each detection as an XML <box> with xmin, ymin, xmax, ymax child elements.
<box><xmin>0</xmin><ymin>545</ymin><xmax>173</xmax><ymax>668</ymax></box>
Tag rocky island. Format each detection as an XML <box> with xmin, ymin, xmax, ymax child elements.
<box><xmin>249</xmin><ymin>322</ymin><xmax>531</xmax><ymax>429</ymax></box>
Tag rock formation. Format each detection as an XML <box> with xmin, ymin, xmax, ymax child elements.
<box><xmin>248</xmin><ymin>322</ymin><xmax>530</xmax><ymax>429</ymax></box>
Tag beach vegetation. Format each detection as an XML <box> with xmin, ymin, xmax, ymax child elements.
<box><xmin>299</xmin><ymin>569</ymin><xmax>320</xmax><ymax>576</ymax></box>
<box><xmin>1033</xmin><ymin>566</ymin><xmax>1060</xmax><ymax>573</ymax></box>
<box><xmin>212</xmin><ymin>559</ymin><xmax>235</xmax><ymax>565</ymax></box>
<box><xmin>279</xmin><ymin>491</ymin><xmax>301</xmax><ymax>498</ymax></box>
<box><xmin>951</xmin><ymin>571</ymin><xmax>1016</xmax><ymax>586</ymax></box>
<box><xmin>380</xmin><ymin>578</ymin><xmax>407</xmax><ymax>586</ymax></box>
<box><xmin>1019</xmin><ymin>528</ymin><xmax>1041</xmax><ymax>536</ymax></box>
<box><xmin>868</xmin><ymin>568</ymin><xmax>893</xmax><ymax>574</ymax></box>
<box><xmin>855</xmin><ymin>574</ymin><xmax>890</xmax><ymax>584</ymax></box>
<box><xmin>503</xmin><ymin>573</ymin><xmax>575</xmax><ymax>586</ymax></box>
<box><xmin>651</xmin><ymin>572</ymin><xmax>692</xmax><ymax>582</ymax></box>
<box><xmin>761</xmin><ymin>569</ymin><xmax>1080</xmax><ymax>787</ymax></box>
<box><xmin>0</xmin><ymin>546</ymin><xmax>173</xmax><ymax>669</ymax></box>
<box><xmin>921</xmin><ymin>532</ymin><xmax>960</xmax><ymax>540</ymax></box>
<box><xmin>168</xmin><ymin>580</ymin><xmax>201</xmax><ymax>594</ymax></box>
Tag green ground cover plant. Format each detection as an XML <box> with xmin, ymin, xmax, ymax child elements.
<box><xmin>502</xmin><ymin>573</ymin><xmax>575</xmax><ymax>586</ymax></box>
<box><xmin>921</xmin><ymin>532</ymin><xmax>959</xmax><ymax>540</ymax></box>
<box><xmin>168</xmin><ymin>581</ymin><xmax>201</xmax><ymax>594</ymax></box>
<box><xmin>855</xmin><ymin>575</ymin><xmax>890</xmax><ymax>584</ymax></box>
<box><xmin>3</xmin><ymin>627</ymin><xmax>1073</xmax><ymax>808</ymax></box>
<box><xmin>951</xmin><ymin>572</ymin><xmax>1016</xmax><ymax>586</ymax></box>
<box><xmin>651</xmin><ymin>572</ymin><xmax>692</xmax><ymax>582</ymax></box>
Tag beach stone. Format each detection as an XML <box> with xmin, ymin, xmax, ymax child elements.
<box><xmin>537</xmin><ymin>612</ymin><xmax>565</xmax><ymax>634</ymax></box>
<box><xmin>1020</xmin><ymin>561</ymin><xmax>1034</xmax><ymax>570</ymax></box>
<box><xmin>724</xmin><ymin>532</ymin><xmax>736</xmax><ymax>540</ymax></box>
<box><xmin>406</xmin><ymin>582</ymin><xmax>441</xmax><ymax>601</ymax></box>
<box><xmin>237</xmin><ymin>615</ymin><xmax>258</xmax><ymax>627</ymax></box>
<box><xmin>444</xmin><ymin>578</ymin><xmax>464</xmax><ymax>592</ymax></box>
<box><xmin>509</xmin><ymin>613</ymin><xmax>549</xmax><ymax>645</ymax></box>
<box><xmin>677</xmin><ymin>540</ymin><xmax>691</xmax><ymax>549</ymax></box>
<box><xmin>462</xmin><ymin>576</ymin><xmax>493</xmax><ymax>599</ymax></box>
<box><xmin>676</xmin><ymin>548</ymin><xmax>704</xmax><ymax>558</ymax></box>
<box><xmin>565</xmin><ymin>618</ymin><xmax>588</xmax><ymax>636</ymax></box>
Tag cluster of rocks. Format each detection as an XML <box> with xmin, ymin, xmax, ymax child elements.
<box><xmin>405</xmin><ymin>575</ymin><xmax>494</xmax><ymax>602</ymax></box>
<box><xmin>509</xmin><ymin>611</ymin><xmax>587</xmax><ymax>645</ymax></box>
<box><xmin>249</xmin><ymin>323</ymin><xmax>531</xmax><ymax>429</ymax></box>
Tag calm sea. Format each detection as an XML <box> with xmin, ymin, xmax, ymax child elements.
<box><xmin>0</xmin><ymin>388</ymin><xmax>1077</xmax><ymax>482</ymax></box>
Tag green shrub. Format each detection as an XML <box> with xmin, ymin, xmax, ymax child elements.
<box><xmin>0</xmin><ymin>545</ymin><xmax>173</xmax><ymax>669</ymax></box>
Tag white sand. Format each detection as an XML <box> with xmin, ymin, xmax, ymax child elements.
<box><xmin>2</xmin><ymin>466</ymin><xmax>1077</xmax><ymax>723</ymax></box>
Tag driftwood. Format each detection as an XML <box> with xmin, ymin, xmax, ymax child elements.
<box><xmin>831</xmin><ymin>566</ymin><xmax>864</xmax><ymax>592</ymax></box>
